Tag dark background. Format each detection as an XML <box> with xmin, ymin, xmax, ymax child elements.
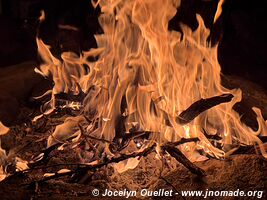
<box><xmin>0</xmin><ymin>0</ymin><xmax>267</xmax><ymax>88</ymax></box>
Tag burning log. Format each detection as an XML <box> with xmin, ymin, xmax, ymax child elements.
<box><xmin>54</xmin><ymin>92</ymin><xmax>86</xmax><ymax>107</ymax></box>
<box><xmin>109</xmin><ymin>93</ymin><xmax>233</xmax><ymax>152</ymax></box>
<box><xmin>109</xmin><ymin>130</ymin><xmax>152</xmax><ymax>153</ymax></box>
<box><xmin>175</xmin><ymin>93</ymin><xmax>234</xmax><ymax>125</ymax></box>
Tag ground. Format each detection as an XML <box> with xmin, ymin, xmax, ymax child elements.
<box><xmin>0</xmin><ymin>62</ymin><xmax>267</xmax><ymax>199</ymax></box>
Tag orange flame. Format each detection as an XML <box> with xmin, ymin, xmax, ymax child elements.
<box><xmin>36</xmin><ymin>0</ymin><xmax>267</xmax><ymax>165</ymax></box>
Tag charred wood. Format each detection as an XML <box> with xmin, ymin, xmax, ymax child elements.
<box><xmin>162</xmin><ymin>144</ymin><xmax>206</xmax><ymax>176</ymax></box>
<box><xmin>176</xmin><ymin>93</ymin><xmax>234</xmax><ymax>125</ymax></box>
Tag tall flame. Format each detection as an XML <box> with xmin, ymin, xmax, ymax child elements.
<box><xmin>36</xmin><ymin>0</ymin><xmax>267</xmax><ymax>162</ymax></box>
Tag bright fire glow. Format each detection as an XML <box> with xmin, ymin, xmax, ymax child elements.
<box><xmin>35</xmin><ymin>0</ymin><xmax>267</xmax><ymax>168</ymax></box>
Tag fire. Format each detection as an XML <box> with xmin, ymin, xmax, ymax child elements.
<box><xmin>35</xmin><ymin>0</ymin><xmax>267</xmax><ymax>168</ymax></box>
<box><xmin>0</xmin><ymin>122</ymin><xmax>29</xmax><ymax>181</ymax></box>
<box><xmin>0</xmin><ymin>122</ymin><xmax>10</xmax><ymax>181</ymax></box>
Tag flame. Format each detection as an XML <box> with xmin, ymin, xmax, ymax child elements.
<box><xmin>0</xmin><ymin>122</ymin><xmax>28</xmax><ymax>181</ymax></box>
<box><xmin>214</xmin><ymin>0</ymin><xmax>225</xmax><ymax>23</ymax></box>
<box><xmin>36</xmin><ymin>0</ymin><xmax>267</xmax><ymax>167</ymax></box>
<box><xmin>0</xmin><ymin>122</ymin><xmax>9</xmax><ymax>136</ymax></box>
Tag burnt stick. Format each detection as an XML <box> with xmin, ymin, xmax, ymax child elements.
<box><xmin>176</xmin><ymin>93</ymin><xmax>234</xmax><ymax>125</ymax></box>
<box><xmin>162</xmin><ymin>144</ymin><xmax>206</xmax><ymax>176</ymax></box>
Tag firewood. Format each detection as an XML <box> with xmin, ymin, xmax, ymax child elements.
<box><xmin>162</xmin><ymin>144</ymin><xmax>206</xmax><ymax>176</ymax></box>
<box><xmin>54</xmin><ymin>91</ymin><xmax>86</xmax><ymax>104</ymax></box>
<box><xmin>176</xmin><ymin>93</ymin><xmax>234</xmax><ymax>125</ymax></box>
<box><xmin>25</xmin><ymin>137</ymin><xmax>206</xmax><ymax>185</ymax></box>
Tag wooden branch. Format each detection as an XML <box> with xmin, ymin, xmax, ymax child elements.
<box><xmin>29</xmin><ymin>143</ymin><xmax>62</xmax><ymax>168</ymax></box>
<box><xmin>110</xmin><ymin>94</ymin><xmax>232</xmax><ymax>152</ymax></box>
<box><xmin>162</xmin><ymin>144</ymin><xmax>206</xmax><ymax>176</ymax></box>
<box><xmin>27</xmin><ymin>137</ymin><xmax>207</xmax><ymax>185</ymax></box>
<box><xmin>54</xmin><ymin>91</ymin><xmax>86</xmax><ymax>103</ymax></box>
<box><xmin>26</xmin><ymin>134</ymin><xmax>207</xmax><ymax>185</ymax></box>
<box><xmin>109</xmin><ymin>130</ymin><xmax>152</xmax><ymax>152</ymax></box>
<box><xmin>176</xmin><ymin>94</ymin><xmax>234</xmax><ymax>125</ymax></box>
<box><xmin>28</xmin><ymin>143</ymin><xmax>157</xmax><ymax>184</ymax></box>
<box><xmin>85</xmin><ymin>143</ymin><xmax>157</xmax><ymax>170</ymax></box>
<box><xmin>171</xmin><ymin>138</ymin><xmax>199</xmax><ymax>146</ymax></box>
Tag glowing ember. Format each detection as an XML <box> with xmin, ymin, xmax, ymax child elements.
<box><xmin>35</xmin><ymin>0</ymin><xmax>267</xmax><ymax>172</ymax></box>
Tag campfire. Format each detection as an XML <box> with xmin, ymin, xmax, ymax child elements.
<box><xmin>0</xmin><ymin>0</ymin><xmax>267</xmax><ymax>199</ymax></box>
